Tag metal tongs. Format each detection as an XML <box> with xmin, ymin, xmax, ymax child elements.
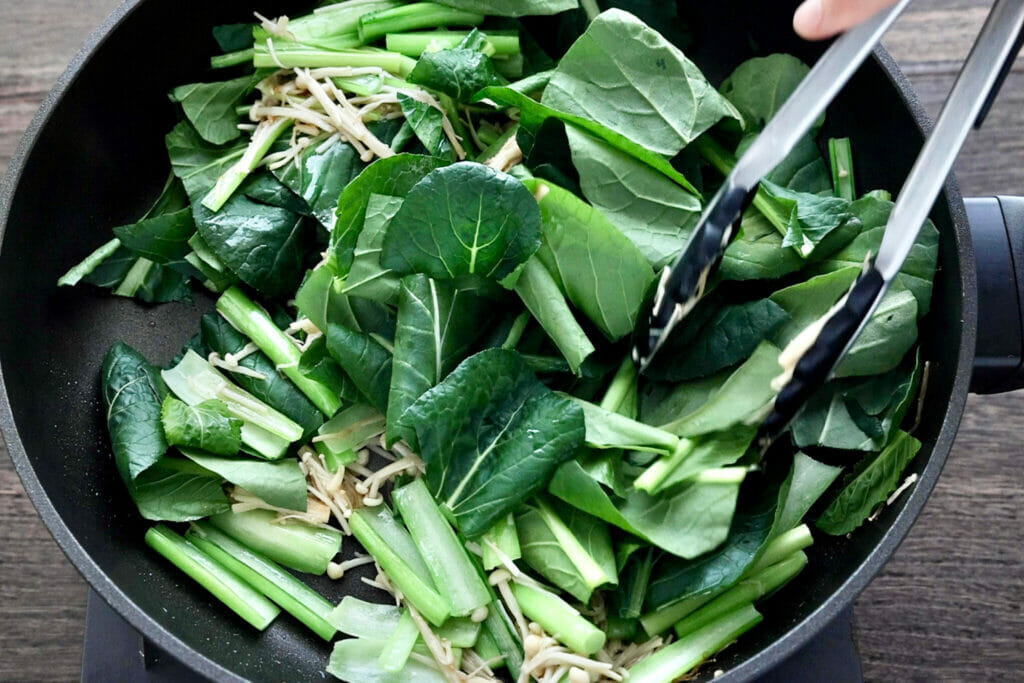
<box><xmin>635</xmin><ymin>0</ymin><xmax>1024</xmax><ymax>448</ymax></box>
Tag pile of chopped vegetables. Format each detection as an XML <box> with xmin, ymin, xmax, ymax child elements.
<box><xmin>60</xmin><ymin>1</ymin><xmax>938</xmax><ymax>680</ymax></box>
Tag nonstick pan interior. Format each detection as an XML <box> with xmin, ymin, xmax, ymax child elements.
<box><xmin>0</xmin><ymin>1</ymin><xmax>973</xmax><ymax>680</ymax></box>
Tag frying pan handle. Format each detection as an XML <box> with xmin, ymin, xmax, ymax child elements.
<box><xmin>967</xmin><ymin>196</ymin><xmax>1024</xmax><ymax>393</ymax></box>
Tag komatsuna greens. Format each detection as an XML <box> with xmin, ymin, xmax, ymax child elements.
<box><xmin>63</xmin><ymin>2</ymin><xmax>937</xmax><ymax>680</ymax></box>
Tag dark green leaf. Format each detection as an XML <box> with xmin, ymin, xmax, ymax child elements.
<box><xmin>397</xmin><ymin>94</ymin><xmax>455</xmax><ymax>160</ymax></box>
<box><xmin>201</xmin><ymin>313</ymin><xmax>324</xmax><ymax>438</ymax></box>
<box><xmin>213</xmin><ymin>23</ymin><xmax>255</xmax><ymax>53</ymax></box>
<box><xmin>770</xmin><ymin>268</ymin><xmax>859</xmax><ymax>347</ymax></box>
<box><xmin>388</xmin><ymin>275</ymin><xmax>493</xmax><ymax>445</ymax></box>
<box><xmin>811</xmin><ymin>194</ymin><xmax>939</xmax><ymax>315</ymax></box>
<box><xmin>657</xmin><ymin>341</ymin><xmax>782</xmax><ymax>437</ymax></box>
<box><xmin>549</xmin><ymin>459</ymin><xmax>641</xmax><ymax>535</ymax></box>
<box><xmin>647</xmin><ymin>299</ymin><xmax>789</xmax><ymax>381</ymax></box>
<box><xmin>527</xmin><ymin>178</ymin><xmax>655</xmax><ymax>340</ymax></box>
<box><xmin>542</xmin><ymin>9</ymin><xmax>739</xmax><ymax>156</ymax></box>
<box><xmin>331</xmin><ymin>154</ymin><xmax>447</xmax><ymax>271</ymax></box>
<box><xmin>720</xmin><ymin>54</ymin><xmax>814</xmax><ymax>132</ymax></box>
<box><xmin>342</xmin><ymin>194</ymin><xmax>405</xmax><ymax>304</ymax></box>
<box><xmin>80</xmin><ymin>246</ymin><xmax>194</xmax><ymax>304</ymax></box>
<box><xmin>130</xmin><ymin>457</ymin><xmax>231</xmax><ymax>522</ymax></box>
<box><xmin>298</xmin><ymin>336</ymin><xmax>359</xmax><ymax>405</ymax></box>
<box><xmin>102</xmin><ymin>343</ymin><xmax>169</xmax><ymax>482</ymax></box>
<box><xmin>166</xmin><ymin>121</ymin><xmax>247</xmax><ymax>203</ymax></box>
<box><xmin>161</xmin><ymin>396</ymin><xmax>242</xmax><ymax>456</ymax></box>
<box><xmin>112</xmin><ymin>208</ymin><xmax>195</xmax><ymax>266</ymax></box>
<box><xmin>404</xmin><ymin>348</ymin><xmax>585</xmax><ymax>536</ymax></box>
<box><xmin>180</xmin><ymin>449</ymin><xmax>307</xmax><ymax>511</ymax></box>
<box><xmin>409</xmin><ymin>49</ymin><xmax>501</xmax><ymax>103</ymax></box>
<box><xmin>652</xmin><ymin>428</ymin><xmax>757</xmax><ymax>491</ymax></box>
<box><xmin>476</xmin><ymin>86</ymin><xmax>700</xmax><ymax>196</ymax></box>
<box><xmin>382</xmin><ymin>162</ymin><xmax>542</xmax><ymax>281</ymax></box>
<box><xmin>720</xmin><ymin>212</ymin><xmax>804</xmax><ymax>282</ymax></box>
<box><xmin>325</xmin><ymin>321</ymin><xmax>393</xmax><ymax>414</ymax></box>
<box><xmin>170</xmin><ymin>74</ymin><xmax>258</xmax><ymax>145</ymax></box>
<box><xmin>817</xmin><ymin>431</ymin><xmax>922</xmax><ymax>535</ymax></box>
<box><xmin>760</xmin><ymin>180</ymin><xmax>855</xmax><ymax>257</ymax></box>
<box><xmin>565</xmin><ymin>127</ymin><xmax>700</xmax><ymax>268</ymax></box>
<box><xmin>773</xmin><ymin>452</ymin><xmax>843</xmax><ymax>534</ymax></box>
<box><xmin>241</xmin><ymin>173</ymin><xmax>311</xmax><ymax>215</ymax></box>
<box><xmin>273</xmin><ymin>136</ymin><xmax>364</xmax><ymax>231</ymax></box>
<box><xmin>836</xmin><ymin>284</ymin><xmax>917</xmax><ymax>378</ymax></box>
<box><xmin>192</xmin><ymin>196</ymin><xmax>316</xmax><ymax>299</ymax></box>
<box><xmin>618</xmin><ymin>475</ymin><xmax>742</xmax><ymax>559</ymax></box>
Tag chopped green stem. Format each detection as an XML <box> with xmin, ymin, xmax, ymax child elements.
<box><xmin>145</xmin><ymin>525</ymin><xmax>280</xmax><ymax>630</ymax></box>
<box><xmin>694</xmin><ymin>467</ymin><xmax>749</xmax><ymax>485</ymax></box>
<box><xmin>112</xmin><ymin>257</ymin><xmax>154</xmax><ymax>297</ymax></box>
<box><xmin>481</xmin><ymin>598</ymin><xmax>523</xmax><ymax>676</ymax></box>
<box><xmin>634</xmin><ymin>438</ymin><xmax>698</xmax><ymax>494</ymax></box>
<box><xmin>829</xmin><ymin>137</ymin><xmax>856</xmax><ymax>200</ymax></box>
<box><xmin>438</xmin><ymin>617</ymin><xmax>481</xmax><ymax>648</ymax></box>
<box><xmin>535</xmin><ymin>498</ymin><xmax>615</xmax><ymax>591</ymax></box>
<box><xmin>211</xmin><ymin>48</ymin><xmax>255</xmax><ymax>69</ymax></box>
<box><xmin>330</xmin><ymin>596</ymin><xmax>401</xmax><ymax>639</ymax></box>
<box><xmin>639</xmin><ymin>592</ymin><xmax>717</xmax><ymax>637</ymax></box>
<box><xmin>491</xmin><ymin>53</ymin><xmax>523</xmax><ymax>80</ymax></box>
<box><xmin>599</xmin><ymin>355</ymin><xmax>637</xmax><ymax>415</ymax></box>
<box><xmin>385</xmin><ymin>31</ymin><xmax>521</xmax><ymax>57</ymax></box>
<box><xmin>162</xmin><ymin>350</ymin><xmax>303</xmax><ymax>459</ymax></box>
<box><xmin>187</xmin><ymin>523</ymin><xmax>337</xmax><ymax>640</ymax></box>
<box><xmin>379</xmin><ymin>609</ymin><xmax>419</xmax><ymax>672</ymax></box>
<box><xmin>580</xmin><ymin>0</ymin><xmax>601</xmax><ymax>21</ymax></box>
<box><xmin>694</xmin><ymin>135</ymin><xmax>790</xmax><ymax>237</ymax></box>
<box><xmin>674</xmin><ymin>552</ymin><xmax>807</xmax><ymax>638</ymax></box>
<box><xmin>209</xmin><ymin>509</ymin><xmax>342</xmax><ymax>575</ymax></box>
<box><xmin>58</xmin><ymin>237</ymin><xmax>123</xmax><ymax>287</ymax></box>
<box><xmin>257</xmin><ymin>0</ymin><xmax>401</xmax><ymax>44</ymax></box>
<box><xmin>358</xmin><ymin>3</ymin><xmax>484</xmax><ymax>44</ymax></box>
<box><xmin>629</xmin><ymin>604</ymin><xmax>763</xmax><ymax>682</ymax></box>
<box><xmin>217</xmin><ymin>286</ymin><xmax>342</xmax><ymax>417</ymax></box>
<box><xmin>202</xmin><ymin>118</ymin><xmax>292</xmax><ymax>212</ymax></box>
<box><xmin>254</xmin><ymin>44</ymin><xmax>415</xmax><ymax>72</ymax></box>
<box><xmin>234</xmin><ymin>104</ymin><xmax>253</xmax><ymax>117</ymax></box>
<box><xmin>481</xmin><ymin>513</ymin><xmax>521</xmax><ymax>570</ymax></box>
<box><xmin>393</xmin><ymin>479</ymin><xmax>492</xmax><ymax>618</ymax></box>
<box><xmin>746</xmin><ymin>524</ymin><xmax>813</xmax><ymax>576</ymax></box>
<box><xmin>510</xmin><ymin>583</ymin><xmax>606</xmax><ymax>655</ymax></box>
<box><xmin>188</xmin><ymin>233</ymin><xmax>229</xmax><ymax>273</ymax></box>
<box><xmin>314</xmin><ymin>403</ymin><xmax>386</xmax><ymax>468</ymax></box>
<box><xmin>331</xmin><ymin>73</ymin><xmax>384</xmax><ymax>97</ymax></box>
<box><xmin>349</xmin><ymin>506</ymin><xmax>452</xmax><ymax>626</ymax></box>
<box><xmin>507</xmin><ymin>69</ymin><xmax>553</xmax><ymax>95</ymax></box>
<box><xmin>500</xmin><ymin>312</ymin><xmax>531</xmax><ymax>350</ymax></box>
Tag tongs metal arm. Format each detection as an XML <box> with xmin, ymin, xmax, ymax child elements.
<box><xmin>761</xmin><ymin>0</ymin><xmax>1024</xmax><ymax>445</ymax></box>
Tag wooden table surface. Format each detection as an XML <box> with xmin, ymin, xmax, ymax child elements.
<box><xmin>1</xmin><ymin>1</ymin><xmax>1022</xmax><ymax>680</ymax></box>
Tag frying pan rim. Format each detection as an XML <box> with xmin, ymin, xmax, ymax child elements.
<box><xmin>0</xmin><ymin>3</ymin><xmax>976</xmax><ymax>681</ymax></box>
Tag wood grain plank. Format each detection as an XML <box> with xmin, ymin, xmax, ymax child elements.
<box><xmin>0</xmin><ymin>0</ymin><xmax>1022</xmax><ymax>681</ymax></box>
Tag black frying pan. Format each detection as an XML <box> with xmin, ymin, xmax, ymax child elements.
<box><xmin>1</xmin><ymin>0</ymin><xmax>1020</xmax><ymax>680</ymax></box>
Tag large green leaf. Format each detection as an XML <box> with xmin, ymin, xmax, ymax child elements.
<box><xmin>811</xmin><ymin>194</ymin><xmax>940</xmax><ymax>315</ymax></box>
<box><xmin>170</xmin><ymin>73</ymin><xmax>258</xmax><ymax>145</ymax></box>
<box><xmin>273</xmin><ymin>136</ymin><xmax>364</xmax><ymax>231</ymax></box>
<box><xmin>166</xmin><ymin>121</ymin><xmax>246</xmax><ymax>203</ymax></box>
<box><xmin>409</xmin><ymin>48</ymin><xmax>501</xmax><ymax>103</ymax></box>
<box><xmin>161</xmin><ymin>396</ymin><xmax>242</xmax><ymax>456</ymax></box>
<box><xmin>382</xmin><ymin>162</ymin><xmax>542</xmax><ymax>281</ymax></box>
<box><xmin>526</xmin><ymin>179</ymin><xmax>655</xmax><ymax>340</ymax></box>
<box><xmin>720</xmin><ymin>54</ymin><xmax>813</xmax><ymax>132</ymax></box>
<box><xmin>101</xmin><ymin>343</ymin><xmax>169</xmax><ymax>482</ymax></box>
<box><xmin>326</xmin><ymin>321</ymin><xmax>393</xmax><ymax>414</ymax></box>
<box><xmin>343</xmin><ymin>194</ymin><xmax>405</xmax><ymax>304</ymax></box>
<box><xmin>542</xmin><ymin>9</ymin><xmax>740</xmax><ymax>156</ymax></box>
<box><xmin>403</xmin><ymin>349</ymin><xmax>585</xmax><ymax>536</ymax></box>
<box><xmin>565</xmin><ymin>127</ymin><xmax>700</xmax><ymax>268</ymax></box>
<box><xmin>331</xmin><ymin>155</ymin><xmax>447</xmax><ymax>271</ymax></box>
<box><xmin>647</xmin><ymin>298</ymin><xmax>789</xmax><ymax>382</ymax></box>
<box><xmin>770</xmin><ymin>268</ymin><xmax>859</xmax><ymax>347</ymax></box>
<box><xmin>388</xmin><ymin>274</ymin><xmax>493</xmax><ymax>445</ymax></box>
<box><xmin>817</xmin><ymin>431</ymin><xmax>922</xmax><ymax>535</ymax></box>
<box><xmin>618</xmin><ymin>475</ymin><xmax>742</xmax><ymax>559</ymax></box>
<box><xmin>435</xmin><ymin>0</ymin><xmax>577</xmax><ymax>15</ymax></box>
<box><xmin>112</xmin><ymin>208</ymin><xmax>195</xmax><ymax>268</ymax></box>
<box><xmin>476</xmin><ymin>86</ymin><xmax>700</xmax><ymax>196</ymax></box>
<box><xmin>658</xmin><ymin>341</ymin><xmax>782</xmax><ymax>437</ymax></box>
<box><xmin>200</xmin><ymin>313</ymin><xmax>324</xmax><ymax>438</ymax></box>
<box><xmin>180</xmin><ymin>449</ymin><xmax>308</xmax><ymax>511</ymax></box>
<box><xmin>549</xmin><ymin>459</ymin><xmax>642</xmax><ymax>536</ymax></box>
<box><xmin>720</xmin><ymin>212</ymin><xmax>804</xmax><ymax>282</ymax></box>
<box><xmin>130</xmin><ymin>458</ymin><xmax>231</xmax><ymax>522</ymax></box>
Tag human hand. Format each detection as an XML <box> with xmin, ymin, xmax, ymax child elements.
<box><xmin>793</xmin><ymin>0</ymin><xmax>900</xmax><ymax>40</ymax></box>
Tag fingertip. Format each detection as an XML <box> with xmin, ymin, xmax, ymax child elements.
<box><xmin>793</xmin><ymin>0</ymin><xmax>833</xmax><ymax>40</ymax></box>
